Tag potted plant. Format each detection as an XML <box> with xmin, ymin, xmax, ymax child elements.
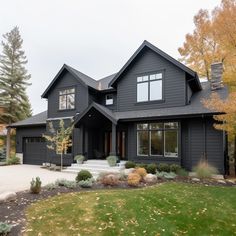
<box><xmin>74</xmin><ymin>155</ymin><xmax>85</xmax><ymax>164</ymax></box>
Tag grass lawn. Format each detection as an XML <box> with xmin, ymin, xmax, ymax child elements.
<box><xmin>25</xmin><ymin>183</ymin><xmax>236</xmax><ymax>236</ymax></box>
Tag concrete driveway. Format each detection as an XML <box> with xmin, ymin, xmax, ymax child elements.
<box><xmin>0</xmin><ymin>165</ymin><xmax>77</xmax><ymax>193</ymax></box>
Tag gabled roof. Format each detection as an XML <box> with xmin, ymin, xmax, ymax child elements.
<box><xmin>109</xmin><ymin>40</ymin><xmax>202</xmax><ymax>91</ymax></box>
<box><xmin>41</xmin><ymin>64</ymin><xmax>97</xmax><ymax>98</ymax></box>
<box><xmin>74</xmin><ymin>102</ymin><xmax>117</xmax><ymax>125</ymax></box>
<box><xmin>10</xmin><ymin>111</ymin><xmax>47</xmax><ymax>127</ymax></box>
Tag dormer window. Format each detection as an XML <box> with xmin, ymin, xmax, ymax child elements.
<box><xmin>137</xmin><ymin>72</ymin><xmax>163</xmax><ymax>102</ymax></box>
<box><xmin>59</xmin><ymin>88</ymin><xmax>75</xmax><ymax>110</ymax></box>
<box><xmin>105</xmin><ymin>94</ymin><xmax>113</xmax><ymax>105</ymax></box>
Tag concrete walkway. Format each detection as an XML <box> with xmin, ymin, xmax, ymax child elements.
<box><xmin>0</xmin><ymin>165</ymin><xmax>77</xmax><ymax>193</ymax></box>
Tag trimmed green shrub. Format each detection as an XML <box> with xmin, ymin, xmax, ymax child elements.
<box><xmin>76</xmin><ymin>170</ymin><xmax>92</xmax><ymax>182</ymax></box>
<box><xmin>125</xmin><ymin>161</ymin><xmax>136</xmax><ymax>169</ymax></box>
<box><xmin>6</xmin><ymin>156</ymin><xmax>20</xmax><ymax>165</ymax></box>
<box><xmin>78</xmin><ymin>178</ymin><xmax>94</xmax><ymax>188</ymax></box>
<box><xmin>106</xmin><ymin>156</ymin><xmax>117</xmax><ymax>167</ymax></box>
<box><xmin>193</xmin><ymin>160</ymin><xmax>218</xmax><ymax>179</ymax></box>
<box><xmin>55</xmin><ymin>179</ymin><xmax>77</xmax><ymax>189</ymax></box>
<box><xmin>136</xmin><ymin>163</ymin><xmax>148</xmax><ymax>169</ymax></box>
<box><xmin>170</xmin><ymin>164</ymin><xmax>181</xmax><ymax>173</ymax></box>
<box><xmin>30</xmin><ymin>177</ymin><xmax>42</xmax><ymax>194</ymax></box>
<box><xmin>157</xmin><ymin>163</ymin><xmax>170</xmax><ymax>172</ymax></box>
<box><xmin>146</xmin><ymin>164</ymin><xmax>157</xmax><ymax>174</ymax></box>
<box><xmin>74</xmin><ymin>155</ymin><xmax>85</xmax><ymax>164</ymax></box>
<box><xmin>0</xmin><ymin>222</ymin><xmax>12</xmax><ymax>235</ymax></box>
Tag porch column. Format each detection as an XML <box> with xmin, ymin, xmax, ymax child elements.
<box><xmin>110</xmin><ymin>123</ymin><xmax>117</xmax><ymax>156</ymax></box>
<box><xmin>78</xmin><ymin>125</ymin><xmax>84</xmax><ymax>155</ymax></box>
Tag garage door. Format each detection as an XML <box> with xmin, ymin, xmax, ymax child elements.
<box><xmin>23</xmin><ymin>137</ymin><xmax>46</xmax><ymax>165</ymax></box>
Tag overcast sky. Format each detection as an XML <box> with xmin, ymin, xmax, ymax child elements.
<box><xmin>0</xmin><ymin>0</ymin><xmax>221</xmax><ymax>115</ymax></box>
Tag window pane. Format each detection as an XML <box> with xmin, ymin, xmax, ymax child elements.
<box><xmin>137</xmin><ymin>76</ymin><xmax>143</xmax><ymax>82</ymax></box>
<box><xmin>142</xmin><ymin>75</ymin><xmax>148</xmax><ymax>81</ymax></box>
<box><xmin>137</xmin><ymin>82</ymin><xmax>148</xmax><ymax>102</ymax></box>
<box><xmin>165</xmin><ymin>122</ymin><xmax>178</xmax><ymax>129</ymax></box>
<box><xmin>150</xmin><ymin>130</ymin><xmax>163</xmax><ymax>155</ymax></box>
<box><xmin>137</xmin><ymin>131</ymin><xmax>149</xmax><ymax>155</ymax></box>
<box><xmin>165</xmin><ymin>130</ymin><xmax>178</xmax><ymax>157</ymax></box>
<box><xmin>59</xmin><ymin>89</ymin><xmax>67</xmax><ymax>95</ymax></box>
<box><xmin>150</xmin><ymin>123</ymin><xmax>163</xmax><ymax>129</ymax></box>
<box><xmin>67</xmin><ymin>88</ymin><xmax>75</xmax><ymax>94</ymax></box>
<box><xmin>150</xmin><ymin>80</ymin><xmax>162</xmax><ymax>100</ymax></box>
<box><xmin>156</xmin><ymin>73</ymin><xmax>162</xmax><ymax>79</ymax></box>
<box><xmin>137</xmin><ymin>123</ymin><xmax>148</xmax><ymax>130</ymax></box>
<box><xmin>150</xmin><ymin>74</ymin><xmax>156</xmax><ymax>80</ymax></box>
<box><xmin>59</xmin><ymin>95</ymin><xmax>66</xmax><ymax>110</ymax></box>
<box><xmin>106</xmin><ymin>94</ymin><xmax>113</xmax><ymax>105</ymax></box>
<box><xmin>67</xmin><ymin>94</ymin><xmax>75</xmax><ymax>109</ymax></box>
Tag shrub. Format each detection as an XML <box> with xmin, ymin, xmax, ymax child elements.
<box><xmin>30</xmin><ymin>177</ymin><xmax>42</xmax><ymax>194</ymax></box>
<box><xmin>170</xmin><ymin>164</ymin><xmax>181</xmax><ymax>173</ymax></box>
<box><xmin>78</xmin><ymin>178</ymin><xmax>94</xmax><ymax>188</ymax></box>
<box><xmin>157</xmin><ymin>163</ymin><xmax>170</xmax><ymax>172</ymax></box>
<box><xmin>125</xmin><ymin>161</ymin><xmax>136</xmax><ymax>169</ymax></box>
<box><xmin>156</xmin><ymin>171</ymin><xmax>176</xmax><ymax>179</ymax></box>
<box><xmin>100</xmin><ymin>173</ymin><xmax>119</xmax><ymax>186</ymax></box>
<box><xmin>45</xmin><ymin>183</ymin><xmax>58</xmax><ymax>190</ymax></box>
<box><xmin>55</xmin><ymin>179</ymin><xmax>77</xmax><ymax>189</ymax></box>
<box><xmin>136</xmin><ymin>163</ymin><xmax>148</xmax><ymax>169</ymax></box>
<box><xmin>0</xmin><ymin>222</ymin><xmax>12</xmax><ymax>235</ymax></box>
<box><xmin>176</xmin><ymin>168</ymin><xmax>189</xmax><ymax>177</ymax></box>
<box><xmin>134</xmin><ymin>167</ymin><xmax>147</xmax><ymax>179</ymax></box>
<box><xmin>76</xmin><ymin>170</ymin><xmax>92</xmax><ymax>182</ymax></box>
<box><xmin>106</xmin><ymin>156</ymin><xmax>117</xmax><ymax>167</ymax></box>
<box><xmin>74</xmin><ymin>155</ymin><xmax>85</xmax><ymax>164</ymax></box>
<box><xmin>193</xmin><ymin>160</ymin><xmax>218</xmax><ymax>179</ymax></box>
<box><xmin>6</xmin><ymin>156</ymin><xmax>20</xmax><ymax>165</ymax></box>
<box><xmin>127</xmin><ymin>173</ymin><xmax>141</xmax><ymax>186</ymax></box>
<box><xmin>146</xmin><ymin>164</ymin><xmax>157</xmax><ymax>174</ymax></box>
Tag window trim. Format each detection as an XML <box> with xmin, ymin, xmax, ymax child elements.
<box><xmin>136</xmin><ymin>70</ymin><xmax>164</xmax><ymax>103</ymax></box>
<box><xmin>58</xmin><ymin>87</ymin><xmax>76</xmax><ymax>111</ymax></box>
<box><xmin>136</xmin><ymin>121</ymin><xmax>179</xmax><ymax>158</ymax></box>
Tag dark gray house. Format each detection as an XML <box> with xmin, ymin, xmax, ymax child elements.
<box><xmin>11</xmin><ymin>41</ymin><xmax>228</xmax><ymax>174</ymax></box>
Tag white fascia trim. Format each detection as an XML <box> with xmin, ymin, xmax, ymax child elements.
<box><xmin>47</xmin><ymin>116</ymin><xmax>74</xmax><ymax>121</ymax></box>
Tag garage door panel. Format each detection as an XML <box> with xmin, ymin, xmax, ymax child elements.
<box><xmin>23</xmin><ymin>137</ymin><xmax>46</xmax><ymax>165</ymax></box>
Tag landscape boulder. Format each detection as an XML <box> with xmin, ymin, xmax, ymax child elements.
<box><xmin>0</xmin><ymin>192</ymin><xmax>17</xmax><ymax>203</ymax></box>
<box><xmin>144</xmin><ymin>174</ymin><xmax>157</xmax><ymax>183</ymax></box>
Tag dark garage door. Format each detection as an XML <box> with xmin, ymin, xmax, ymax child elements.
<box><xmin>23</xmin><ymin>137</ymin><xmax>46</xmax><ymax>165</ymax></box>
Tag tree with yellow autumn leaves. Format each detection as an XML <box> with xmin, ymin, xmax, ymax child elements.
<box><xmin>179</xmin><ymin>0</ymin><xmax>236</xmax><ymax>174</ymax></box>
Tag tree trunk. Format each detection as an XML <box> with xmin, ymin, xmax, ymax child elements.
<box><xmin>234</xmin><ymin>135</ymin><xmax>236</xmax><ymax>176</ymax></box>
<box><xmin>6</xmin><ymin>127</ymin><xmax>11</xmax><ymax>160</ymax></box>
<box><xmin>61</xmin><ymin>153</ymin><xmax>63</xmax><ymax>171</ymax></box>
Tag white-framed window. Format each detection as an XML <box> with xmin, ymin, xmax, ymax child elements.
<box><xmin>59</xmin><ymin>88</ymin><xmax>75</xmax><ymax>110</ymax></box>
<box><xmin>105</xmin><ymin>94</ymin><xmax>113</xmax><ymax>105</ymax></box>
<box><xmin>137</xmin><ymin>72</ymin><xmax>163</xmax><ymax>102</ymax></box>
<box><xmin>137</xmin><ymin>122</ymin><xmax>178</xmax><ymax>157</ymax></box>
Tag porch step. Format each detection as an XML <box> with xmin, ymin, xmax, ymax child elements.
<box><xmin>63</xmin><ymin>160</ymin><xmax>126</xmax><ymax>177</ymax></box>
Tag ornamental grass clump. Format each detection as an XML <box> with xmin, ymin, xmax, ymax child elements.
<box><xmin>193</xmin><ymin>160</ymin><xmax>218</xmax><ymax>179</ymax></box>
<box><xmin>127</xmin><ymin>173</ymin><xmax>141</xmax><ymax>186</ymax></box>
<box><xmin>134</xmin><ymin>167</ymin><xmax>147</xmax><ymax>179</ymax></box>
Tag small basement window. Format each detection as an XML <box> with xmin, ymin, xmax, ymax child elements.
<box><xmin>106</xmin><ymin>94</ymin><xmax>113</xmax><ymax>105</ymax></box>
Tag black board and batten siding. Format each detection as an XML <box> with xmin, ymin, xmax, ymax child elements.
<box><xmin>117</xmin><ymin>48</ymin><xmax>187</xmax><ymax>112</ymax></box>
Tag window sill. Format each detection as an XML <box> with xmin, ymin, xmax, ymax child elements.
<box><xmin>58</xmin><ymin>108</ymin><xmax>76</xmax><ymax>112</ymax></box>
<box><xmin>135</xmin><ymin>99</ymin><xmax>165</xmax><ymax>105</ymax></box>
<box><xmin>137</xmin><ymin>155</ymin><xmax>180</xmax><ymax>160</ymax></box>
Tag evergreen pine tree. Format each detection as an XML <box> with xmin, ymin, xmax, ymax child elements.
<box><xmin>0</xmin><ymin>26</ymin><xmax>32</xmax><ymax>158</ymax></box>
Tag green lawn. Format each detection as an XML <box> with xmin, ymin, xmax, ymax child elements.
<box><xmin>25</xmin><ymin>183</ymin><xmax>236</xmax><ymax>236</ymax></box>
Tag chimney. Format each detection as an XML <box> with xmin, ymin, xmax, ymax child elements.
<box><xmin>211</xmin><ymin>62</ymin><xmax>224</xmax><ymax>90</ymax></box>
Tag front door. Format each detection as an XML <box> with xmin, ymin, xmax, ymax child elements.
<box><xmin>104</xmin><ymin>131</ymin><xmax>127</xmax><ymax>160</ymax></box>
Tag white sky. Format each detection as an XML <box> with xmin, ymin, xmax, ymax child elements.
<box><xmin>0</xmin><ymin>0</ymin><xmax>221</xmax><ymax>115</ymax></box>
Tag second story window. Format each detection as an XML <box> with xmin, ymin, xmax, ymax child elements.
<box><xmin>137</xmin><ymin>72</ymin><xmax>163</xmax><ymax>102</ymax></box>
<box><xmin>105</xmin><ymin>94</ymin><xmax>113</xmax><ymax>105</ymax></box>
<box><xmin>59</xmin><ymin>88</ymin><xmax>75</xmax><ymax>110</ymax></box>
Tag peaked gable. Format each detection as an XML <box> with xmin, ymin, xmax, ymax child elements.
<box><xmin>109</xmin><ymin>40</ymin><xmax>202</xmax><ymax>91</ymax></box>
<box><xmin>41</xmin><ymin>64</ymin><xmax>96</xmax><ymax>98</ymax></box>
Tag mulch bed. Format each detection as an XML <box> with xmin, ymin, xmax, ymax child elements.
<box><xmin>0</xmin><ymin>178</ymin><xmax>235</xmax><ymax>236</ymax></box>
